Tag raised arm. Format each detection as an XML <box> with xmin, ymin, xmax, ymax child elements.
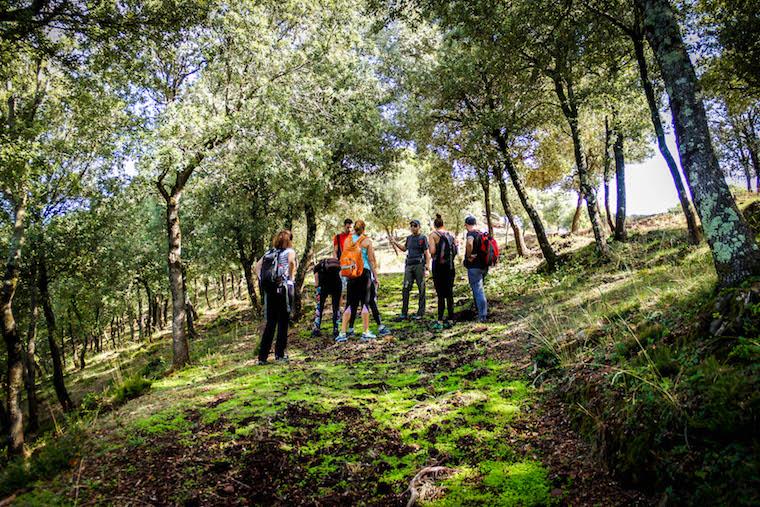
<box><xmin>390</xmin><ymin>234</ymin><xmax>407</xmax><ymax>252</ymax></box>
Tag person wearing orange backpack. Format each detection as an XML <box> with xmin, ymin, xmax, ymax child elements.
<box><xmin>464</xmin><ymin>215</ymin><xmax>488</xmax><ymax>323</ymax></box>
<box><xmin>336</xmin><ymin>220</ymin><xmax>379</xmax><ymax>342</ymax></box>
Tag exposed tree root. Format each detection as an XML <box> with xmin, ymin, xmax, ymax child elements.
<box><xmin>405</xmin><ymin>466</ymin><xmax>458</xmax><ymax>507</ymax></box>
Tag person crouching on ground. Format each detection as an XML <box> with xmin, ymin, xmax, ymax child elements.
<box><xmin>336</xmin><ymin>220</ymin><xmax>378</xmax><ymax>342</ymax></box>
<box><xmin>429</xmin><ymin>214</ymin><xmax>458</xmax><ymax>330</ymax></box>
<box><xmin>390</xmin><ymin>219</ymin><xmax>431</xmax><ymax>321</ymax></box>
<box><xmin>464</xmin><ymin>216</ymin><xmax>488</xmax><ymax>323</ymax></box>
<box><xmin>255</xmin><ymin>230</ymin><xmax>297</xmax><ymax>364</ymax></box>
<box><xmin>311</xmin><ymin>257</ymin><xmax>342</xmax><ymax>338</ymax></box>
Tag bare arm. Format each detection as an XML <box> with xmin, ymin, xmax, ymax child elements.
<box><xmin>428</xmin><ymin>232</ymin><xmax>438</xmax><ymax>256</ymax></box>
<box><xmin>288</xmin><ymin>250</ymin><xmax>297</xmax><ymax>280</ymax></box>
<box><xmin>254</xmin><ymin>257</ymin><xmax>263</xmax><ymax>278</ymax></box>
<box><xmin>333</xmin><ymin>236</ymin><xmax>339</xmax><ymax>258</ymax></box>
<box><xmin>366</xmin><ymin>239</ymin><xmax>378</xmax><ymax>272</ymax></box>
<box><xmin>390</xmin><ymin>235</ymin><xmax>407</xmax><ymax>251</ymax></box>
<box><xmin>466</xmin><ymin>236</ymin><xmax>475</xmax><ymax>261</ymax></box>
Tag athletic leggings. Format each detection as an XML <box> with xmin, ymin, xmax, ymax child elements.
<box><xmin>314</xmin><ymin>283</ymin><xmax>341</xmax><ymax>330</ymax></box>
<box><xmin>432</xmin><ymin>265</ymin><xmax>455</xmax><ymax>321</ymax></box>
<box><xmin>348</xmin><ymin>271</ymin><xmax>382</xmax><ymax>328</ymax></box>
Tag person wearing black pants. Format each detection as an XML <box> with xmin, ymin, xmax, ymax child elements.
<box><xmin>347</xmin><ymin>270</ymin><xmax>390</xmax><ymax>336</ymax></box>
<box><xmin>429</xmin><ymin>214</ymin><xmax>458</xmax><ymax>331</ymax></box>
<box><xmin>260</xmin><ymin>289</ymin><xmax>290</xmax><ymax>362</ymax></box>
<box><xmin>255</xmin><ymin>230</ymin><xmax>297</xmax><ymax>364</ymax></box>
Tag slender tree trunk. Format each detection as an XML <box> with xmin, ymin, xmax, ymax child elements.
<box><xmin>220</xmin><ymin>274</ymin><xmax>227</xmax><ymax>302</ymax></box>
<box><xmin>181</xmin><ymin>264</ymin><xmax>199</xmax><ymax>340</ymax></box>
<box><xmin>637</xmin><ymin>0</ymin><xmax>760</xmax><ymax>287</ymax></box>
<box><xmin>293</xmin><ymin>203</ymin><xmax>317</xmax><ymax>320</ymax></box>
<box><xmin>571</xmin><ymin>191</ymin><xmax>583</xmax><ymax>234</ymax></box>
<box><xmin>2</xmin><ymin>194</ymin><xmax>27</xmax><ymax>457</ymax></box>
<box><xmin>496</xmin><ymin>145</ymin><xmax>558</xmax><ymax>269</ymax></box>
<box><xmin>137</xmin><ymin>295</ymin><xmax>143</xmax><ymax>340</ymax></box>
<box><xmin>24</xmin><ymin>263</ymin><xmax>39</xmax><ymax>433</ymax></box>
<box><xmin>553</xmin><ymin>74</ymin><xmax>609</xmax><ymax>257</ymax></box>
<box><xmin>234</xmin><ymin>229</ymin><xmax>260</xmax><ymax>311</ymax></box>
<box><xmin>204</xmin><ymin>279</ymin><xmax>211</xmax><ymax>309</ymax></box>
<box><xmin>613</xmin><ymin>129</ymin><xmax>628</xmax><ymax>241</ymax></box>
<box><xmin>632</xmin><ymin>32</ymin><xmax>702</xmax><ymax>244</ymax></box>
<box><xmin>493</xmin><ymin>166</ymin><xmax>528</xmax><ymax>257</ymax></box>
<box><xmin>745</xmin><ymin>128</ymin><xmax>760</xmax><ymax>193</ymax></box>
<box><xmin>603</xmin><ymin>117</ymin><xmax>616</xmax><ymax>232</ymax></box>
<box><xmin>478</xmin><ymin>173</ymin><xmax>495</xmax><ymax>236</ymax></box>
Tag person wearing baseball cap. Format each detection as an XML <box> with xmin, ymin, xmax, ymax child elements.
<box><xmin>464</xmin><ymin>215</ymin><xmax>488</xmax><ymax>322</ymax></box>
<box><xmin>390</xmin><ymin>219</ymin><xmax>431</xmax><ymax>321</ymax></box>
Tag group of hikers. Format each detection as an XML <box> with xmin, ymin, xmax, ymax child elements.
<box><xmin>254</xmin><ymin>215</ymin><xmax>498</xmax><ymax>364</ymax></box>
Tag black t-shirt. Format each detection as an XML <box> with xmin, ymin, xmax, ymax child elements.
<box><xmin>463</xmin><ymin>230</ymin><xmax>485</xmax><ymax>269</ymax></box>
<box><xmin>405</xmin><ymin>234</ymin><xmax>429</xmax><ymax>266</ymax></box>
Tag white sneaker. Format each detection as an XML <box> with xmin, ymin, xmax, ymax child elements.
<box><xmin>360</xmin><ymin>331</ymin><xmax>377</xmax><ymax>341</ymax></box>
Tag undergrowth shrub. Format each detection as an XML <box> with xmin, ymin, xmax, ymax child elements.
<box><xmin>0</xmin><ymin>427</ymin><xmax>85</xmax><ymax>497</ymax></box>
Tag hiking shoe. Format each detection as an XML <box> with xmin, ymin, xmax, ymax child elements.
<box><xmin>311</xmin><ymin>327</ymin><xmax>322</xmax><ymax>338</ymax></box>
<box><xmin>257</xmin><ymin>359</ymin><xmax>268</xmax><ymax>366</ymax></box>
<box><xmin>360</xmin><ymin>331</ymin><xmax>377</xmax><ymax>341</ymax></box>
<box><xmin>377</xmin><ymin>324</ymin><xmax>391</xmax><ymax>337</ymax></box>
<box><xmin>332</xmin><ymin>324</ymin><xmax>340</xmax><ymax>338</ymax></box>
<box><xmin>412</xmin><ymin>315</ymin><xmax>424</xmax><ymax>321</ymax></box>
<box><xmin>443</xmin><ymin>320</ymin><xmax>454</xmax><ymax>329</ymax></box>
<box><xmin>347</xmin><ymin>328</ymin><xmax>355</xmax><ymax>338</ymax></box>
<box><xmin>392</xmin><ymin>315</ymin><xmax>408</xmax><ymax>322</ymax></box>
<box><xmin>431</xmin><ymin>321</ymin><xmax>444</xmax><ymax>331</ymax></box>
<box><xmin>477</xmin><ymin>316</ymin><xmax>488</xmax><ymax>323</ymax></box>
<box><xmin>335</xmin><ymin>333</ymin><xmax>348</xmax><ymax>343</ymax></box>
<box><xmin>275</xmin><ymin>355</ymin><xmax>289</xmax><ymax>363</ymax></box>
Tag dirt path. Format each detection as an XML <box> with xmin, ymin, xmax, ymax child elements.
<box><xmin>28</xmin><ymin>272</ymin><xmax>649</xmax><ymax>506</ymax></box>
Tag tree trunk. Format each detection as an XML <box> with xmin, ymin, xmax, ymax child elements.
<box><xmin>479</xmin><ymin>173</ymin><xmax>495</xmax><ymax>236</ymax></box>
<box><xmin>493</xmin><ymin>166</ymin><xmax>528</xmax><ymax>257</ymax></box>
<box><xmin>553</xmin><ymin>74</ymin><xmax>609</xmax><ymax>257</ymax></box>
<box><xmin>637</xmin><ymin>0</ymin><xmax>760</xmax><ymax>287</ymax></box>
<box><xmin>571</xmin><ymin>191</ymin><xmax>583</xmax><ymax>234</ymax></box>
<box><xmin>603</xmin><ymin>117</ymin><xmax>616</xmax><ymax>232</ymax></box>
<box><xmin>220</xmin><ymin>274</ymin><xmax>227</xmax><ymax>301</ymax></box>
<box><xmin>137</xmin><ymin>295</ymin><xmax>144</xmax><ymax>340</ymax></box>
<box><xmin>234</xmin><ymin>229</ymin><xmax>260</xmax><ymax>311</ymax></box>
<box><xmin>204</xmin><ymin>279</ymin><xmax>211</xmax><ymax>309</ymax></box>
<box><xmin>2</xmin><ymin>195</ymin><xmax>27</xmax><ymax>457</ymax></box>
<box><xmin>498</xmin><ymin>150</ymin><xmax>558</xmax><ymax>270</ymax></box>
<box><xmin>745</xmin><ymin>127</ymin><xmax>760</xmax><ymax>193</ymax></box>
<box><xmin>181</xmin><ymin>264</ymin><xmax>199</xmax><ymax>340</ymax></box>
<box><xmin>165</xmin><ymin>197</ymin><xmax>190</xmax><ymax>369</ymax></box>
<box><xmin>632</xmin><ymin>32</ymin><xmax>702</xmax><ymax>244</ymax></box>
<box><xmin>24</xmin><ymin>263</ymin><xmax>39</xmax><ymax>433</ymax></box>
<box><xmin>293</xmin><ymin>203</ymin><xmax>317</xmax><ymax>320</ymax></box>
<box><xmin>613</xmin><ymin>129</ymin><xmax>628</xmax><ymax>241</ymax></box>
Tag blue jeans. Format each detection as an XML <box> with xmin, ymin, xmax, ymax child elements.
<box><xmin>467</xmin><ymin>268</ymin><xmax>488</xmax><ymax>320</ymax></box>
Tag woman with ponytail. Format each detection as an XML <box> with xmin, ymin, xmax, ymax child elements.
<box><xmin>428</xmin><ymin>214</ymin><xmax>458</xmax><ymax>330</ymax></box>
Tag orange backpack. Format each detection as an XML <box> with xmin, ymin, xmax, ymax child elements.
<box><xmin>339</xmin><ymin>234</ymin><xmax>366</xmax><ymax>279</ymax></box>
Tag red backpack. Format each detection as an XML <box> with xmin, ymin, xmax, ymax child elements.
<box><xmin>475</xmin><ymin>232</ymin><xmax>499</xmax><ymax>267</ymax></box>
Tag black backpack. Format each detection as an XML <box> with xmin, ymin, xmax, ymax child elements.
<box><xmin>260</xmin><ymin>248</ymin><xmax>285</xmax><ymax>293</ymax></box>
<box><xmin>436</xmin><ymin>232</ymin><xmax>457</xmax><ymax>270</ymax></box>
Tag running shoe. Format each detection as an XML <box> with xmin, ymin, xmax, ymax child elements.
<box><xmin>377</xmin><ymin>324</ymin><xmax>391</xmax><ymax>336</ymax></box>
<box><xmin>360</xmin><ymin>331</ymin><xmax>377</xmax><ymax>341</ymax></box>
<box><xmin>335</xmin><ymin>333</ymin><xmax>348</xmax><ymax>343</ymax></box>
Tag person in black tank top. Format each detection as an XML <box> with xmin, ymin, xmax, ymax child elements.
<box><xmin>429</xmin><ymin>214</ymin><xmax>457</xmax><ymax>330</ymax></box>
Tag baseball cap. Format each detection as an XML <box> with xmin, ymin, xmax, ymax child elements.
<box><xmin>410</xmin><ymin>219</ymin><xmax>421</xmax><ymax>227</ymax></box>
<box><xmin>465</xmin><ymin>216</ymin><xmax>477</xmax><ymax>225</ymax></box>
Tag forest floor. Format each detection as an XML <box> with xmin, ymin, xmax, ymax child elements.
<box><xmin>7</xmin><ymin>198</ymin><xmax>760</xmax><ymax>506</ymax></box>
